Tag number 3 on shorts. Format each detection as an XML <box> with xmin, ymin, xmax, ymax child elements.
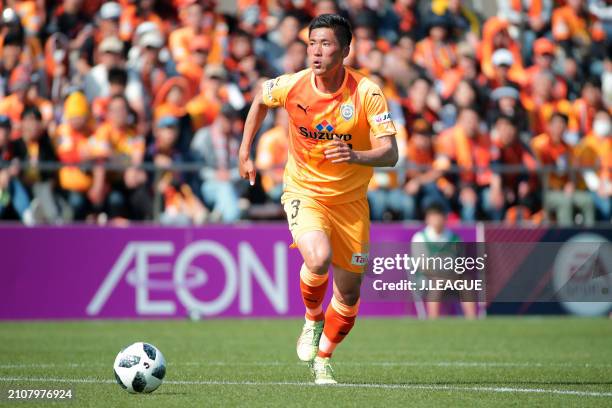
<box><xmin>290</xmin><ymin>199</ymin><xmax>301</xmax><ymax>220</ymax></box>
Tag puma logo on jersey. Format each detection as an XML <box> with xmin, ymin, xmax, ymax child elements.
<box><xmin>297</xmin><ymin>104</ymin><xmax>310</xmax><ymax>115</ymax></box>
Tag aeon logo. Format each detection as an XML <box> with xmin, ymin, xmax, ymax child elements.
<box><xmin>86</xmin><ymin>241</ymin><xmax>288</xmax><ymax>316</ymax></box>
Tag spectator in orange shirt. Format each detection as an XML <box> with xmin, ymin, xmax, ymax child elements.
<box><xmin>404</xmin><ymin>119</ymin><xmax>450</xmax><ymax>218</ymax></box>
<box><xmin>255</xmin><ymin>109</ymin><xmax>288</xmax><ymax>203</ymax></box>
<box><xmin>531</xmin><ymin>112</ymin><xmax>595</xmax><ymax>225</ymax></box>
<box><xmin>414</xmin><ymin>13</ymin><xmax>457</xmax><ymax>81</ymax></box>
<box><xmin>522</xmin><ymin>70</ymin><xmax>577</xmax><ymax>138</ymax></box>
<box><xmin>402</xmin><ymin>76</ymin><xmax>440</xmax><ymax>136</ymax></box>
<box><xmin>552</xmin><ymin>0</ymin><xmax>593</xmax><ymax>56</ymax></box>
<box><xmin>54</xmin><ymin>91</ymin><xmax>93</xmax><ymax>220</ymax></box>
<box><xmin>524</xmin><ymin>38</ymin><xmax>568</xmax><ymax>100</ymax></box>
<box><xmin>490</xmin><ymin>115</ymin><xmax>538</xmax><ymax>222</ymax></box>
<box><xmin>435</xmin><ymin>108</ymin><xmax>497</xmax><ymax>221</ymax></box>
<box><xmin>90</xmin><ymin>95</ymin><xmax>151</xmax><ymax>221</ymax></box>
<box><xmin>572</xmin><ymin>77</ymin><xmax>606</xmax><ymax>137</ymax></box>
<box><xmin>176</xmin><ymin>35</ymin><xmax>209</xmax><ymax>90</ymax></box>
<box><xmin>92</xmin><ymin>66</ymin><xmax>128</xmax><ymax>124</ymax></box>
<box><xmin>480</xmin><ymin>17</ymin><xmax>525</xmax><ymax>81</ymax></box>
<box><xmin>119</xmin><ymin>0</ymin><xmax>165</xmax><ymax>42</ymax></box>
<box><xmin>573</xmin><ymin>109</ymin><xmax>611</xmax><ymax>221</ymax></box>
<box><xmin>488</xmin><ymin>86</ymin><xmax>529</xmax><ymax>137</ymax></box>
<box><xmin>439</xmin><ymin>42</ymin><xmax>484</xmax><ymax>100</ymax></box>
<box><xmin>169</xmin><ymin>0</ymin><xmax>210</xmax><ymax>65</ymax></box>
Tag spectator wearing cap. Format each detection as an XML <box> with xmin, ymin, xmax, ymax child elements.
<box><xmin>521</xmin><ymin>70</ymin><xmax>577</xmax><ymax>138</ymax></box>
<box><xmin>435</xmin><ymin>108</ymin><xmax>495</xmax><ymax>221</ymax></box>
<box><xmin>90</xmin><ymin>94</ymin><xmax>150</xmax><ymax>221</ymax></box>
<box><xmin>573</xmin><ymin>109</ymin><xmax>611</xmax><ymax>221</ymax></box>
<box><xmin>414</xmin><ymin>13</ymin><xmax>457</xmax><ymax>80</ymax></box>
<box><xmin>489</xmin><ymin>115</ymin><xmax>539</xmax><ymax>223</ymax></box>
<box><xmin>487</xmin><ymin>48</ymin><xmax>523</xmax><ymax>90</ymax></box>
<box><xmin>255</xmin><ymin>109</ymin><xmax>289</xmax><ymax>203</ymax></box>
<box><xmin>523</xmin><ymin>38</ymin><xmax>568</xmax><ymax>100</ymax></box>
<box><xmin>54</xmin><ymin>91</ymin><xmax>93</xmax><ymax>220</ymax></box>
<box><xmin>497</xmin><ymin>0</ymin><xmax>553</xmax><ymax>65</ymax></box>
<box><xmin>404</xmin><ymin>119</ymin><xmax>450</xmax><ymax>218</ymax></box>
<box><xmin>0</xmin><ymin>115</ymin><xmax>33</xmax><ymax>224</ymax></box>
<box><xmin>77</xmin><ymin>1</ymin><xmax>123</xmax><ymax>73</ymax></box>
<box><xmin>480</xmin><ymin>17</ymin><xmax>524</xmax><ymax>81</ymax></box>
<box><xmin>148</xmin><ymin>115</ymin><xmax>207</xmax><ymax>225</ymax></box>
<box><xmin>10</xmin><ymin>106</ymin><xmax>61</xmax><ymax>223</ymax></box>
<box><xmin>135</xmin><ymin>30</ymin><xmax>169</xmax><ymax>106</ymax></box>
<box><xmin>119</xmin><ymin>0</ymin><xmax>165</xmax><ymax>42</ymax></box>
<box><xmin>83</xmin><ymin>34</ymin><xmax>145</xmax><ymax>121</ymax></box>
<box><xmin>488</xmin><ymin>86</ymin><xmax>529</xmax><ymax>136</ymax></box>
<box><xmin>531</xmin><ymin>112</ymin><xmax>595</xmax><ymax>225</ymax></box>
<box><xmin>191</xmin><ymin>104</ymin><xmax>247</xmax><ymax>223</ymax></box>
<box><xmin>572</xmin><ymin>77</ymin><xmax>606</xmax><ymax>137</ymax></box>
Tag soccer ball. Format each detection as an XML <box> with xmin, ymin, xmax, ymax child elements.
<box><xmin>113</xmin><ymin>342</ymin><xmax>166</xmax><ymax>393</ymax></box>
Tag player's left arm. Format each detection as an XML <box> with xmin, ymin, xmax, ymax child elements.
<box><xmin>324</xmin><ymin>84</ymin><xmax>398</xmax><ymax>167</ymax></box>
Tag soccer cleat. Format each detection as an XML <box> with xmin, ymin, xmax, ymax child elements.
<box><xmin>310</xmin><ymin>356</ymin><xmax>337</xmax><ymax>385</ymax></box>
<box><xmin>296</xmin><ymin>319</ymin><xmax>324</xmax><ymax>362</ymax></box>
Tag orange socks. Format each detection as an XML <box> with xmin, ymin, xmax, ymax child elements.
<box><xmin>299</xmin><ymin>264</ymin><xmax>328</xmax><ymax>321</ymax></box>
<box><xmin>317</xmin><ymin>296</ymin><xmax>360</xmax><ymax>358</ymax></box>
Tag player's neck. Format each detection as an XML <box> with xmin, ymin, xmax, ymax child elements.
<box><xmin>313</xmin><ymin>65</ymin><xmax>346</xmax><ymax>94</ymax></box>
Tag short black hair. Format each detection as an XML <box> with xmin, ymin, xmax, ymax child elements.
<box><xmin>108</xmin><ymin>67</ymin><xmax>128</xmax><ymax>86</ymax></box>
<box><xmin>424</xmin><ymin>201</ymin><xmax>447</xmax><ymax>216</ymax></box>
<box><xmin>494</xmin><ymin>114</ymin><xmax>516</xmax><ymax>126</ymax></box>
<box><xmin>549</xmin><ymin>111</ymin><xmax>569</xmax><ymax>124</ymax></box>
<box><xmin>308</xmin><ymin>13</ymin><xmax>352</xmax><ymax>49</ymax></box>
<box><xmin>21</xmin><ymin>105</ymin><xmax>42</xmax><ymax>121</ymax></box>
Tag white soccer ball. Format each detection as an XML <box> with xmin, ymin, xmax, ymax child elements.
<box><xmin>113</xmin><ymin>342</ymin><xmax>166</xmax><ymax>393</ymax></box>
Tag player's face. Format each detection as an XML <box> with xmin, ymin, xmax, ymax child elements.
<box><xmin>308</xmin><ymin>28</ymin><xmax>348</xmax><ymax>76</ymax></box>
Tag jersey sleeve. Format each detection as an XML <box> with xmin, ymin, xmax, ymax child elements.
<box><xmin>363</xmin><ymin>82</ymin><xmax>397</xmax><ymax>138</ymax></box>
<box><xmin>261</xmin><ymin>74</ymin><xmax>294</xmax><ymax>108</ymax></box>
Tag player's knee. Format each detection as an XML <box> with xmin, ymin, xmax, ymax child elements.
<box><xmin>303</xmin><ymin>247</ymin><xmax>331</xmax><ymax>275</ymax></box>
<box><xmin>334</xmin><ymin>289</ymin><xmax>360</xmax><ymax>307</ymax></box>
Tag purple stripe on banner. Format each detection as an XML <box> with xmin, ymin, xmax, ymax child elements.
<box><xmin>0</xmin><ymin>224</ymin><xmax>476</xmax><ymax>319</ymax></box>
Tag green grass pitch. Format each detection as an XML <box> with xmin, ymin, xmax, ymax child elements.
<box><xmin>0</xmin><ymin>317</ymin><xmax>611</xmax><ymax>407</ymax></box>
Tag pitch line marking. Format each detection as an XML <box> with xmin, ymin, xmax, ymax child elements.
<box><xmin>0</xmin><ymin>377</ymin><xmax>611</xmax><ymax>398</ymax></box>
<box><xmin>1</xmin><ymin>361</ymin><xmax>611</xmax><ymax>369</ymax></box>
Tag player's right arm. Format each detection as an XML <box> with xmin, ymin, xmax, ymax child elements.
<box><xmin>239</xmin><ymin>74</ymin><xmax>294</xmax><ymax>185</ymax></box>
<box><xmin>239</xmin><ymin>88</ymin><xmax>269</xmax><ymax>186</ymax></box>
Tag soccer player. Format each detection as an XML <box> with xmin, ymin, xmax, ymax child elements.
<box><xmin>239</xmin><ymin>14</ymin><xmax>398</xmax><ymax>384</ymax></box>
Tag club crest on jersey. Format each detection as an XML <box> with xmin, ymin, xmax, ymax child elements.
<box><xmin>340</xmin><ymin>104</ymin><xmax>354</xmax><ymax>120</ymax></box>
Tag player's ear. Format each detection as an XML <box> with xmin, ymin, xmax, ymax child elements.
<box><xmin>342</xmin><ymin>46</ymin><xmax>350</xmax><ymax>59</ymax></box>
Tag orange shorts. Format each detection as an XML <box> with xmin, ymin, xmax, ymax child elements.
<box><xmin>282</xmin><ymin>193</ymin><xmax>370</xmax><ymax>273</ymax></box>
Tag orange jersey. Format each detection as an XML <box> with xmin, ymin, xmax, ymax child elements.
<box><xmin>262</xmin><ymin>67</ymin><xmax>397</xmax><ymax>204</ymax></box>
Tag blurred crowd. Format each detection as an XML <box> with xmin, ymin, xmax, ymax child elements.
<box><xmin>0</xmin><ymin>0</ymin><xmax>610</xmax><ymax>226</ymax></box>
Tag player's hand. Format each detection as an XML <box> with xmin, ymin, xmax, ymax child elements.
<box><xmin>324</xmin><ymin>140</ymin><xmax>356</xmax><ymax>164</ymax></box>
<box><xmin>239</xmin><ymin>150</ymin><xmax>256</xmax><ymax>186</ymax></box>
